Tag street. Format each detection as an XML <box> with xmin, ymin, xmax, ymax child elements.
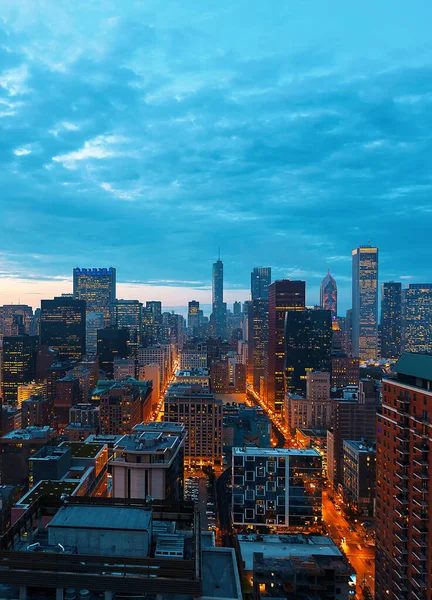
<box><xmin>322</xmin><ymin>491</ymin><xmax>375</xmax><ymax>597</ymax></box>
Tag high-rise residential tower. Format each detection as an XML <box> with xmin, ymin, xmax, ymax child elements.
<box><xmin>267</xmin><ymin>280</ymin><xmax>305</xmax><ymax>415</ymax></box>
<box><xmin>248</xmin><ymin>299</ymin><xmax>269</xmax><ymax>394</ymax></box>
<box><xmin>211</xmin><ymin>257</ymin><xmax>226</xmax><ymax>338</ymax></box>
<box><xmin>251</xmin><ymin>267</ymin><xmax>271</xmax><ymax>301</ymax></box>
<box><xmin>320</xmin><ymin>270</ymin><xmax>337</xmax><ymax>319</ymax></box>
<box><xmin>40</xmin><ymin>297</ymin><xmax>86</xmax><ymax>361</ymax></box>
<box><xmin>380</xmin><ymin>282</ymin><xmax>402</xmax><ymax>359</ymax></box>
<box><xmin>376</xmin><ymin>352</ymin><xmax>432</xmax><ymax>600</ymax></box>
<box><xmin>285</xmin><ymin>308</ymin><xmax>332</xmax><ymax>395</ymax></box>
<box><xmin>352</xmin><ymin>245</ymin><xmax>379</xmax><ymax>360</ymax></box>
<box><xmin>73</xmin><ymin>267</ymin><xmax>116</xmax><ymax>327</ymax></box>
<box><xmin>402</xmin><ymin>283</ymin><xmax>432</xmax><ymax>353</ymax></box>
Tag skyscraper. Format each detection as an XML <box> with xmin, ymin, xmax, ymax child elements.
<box><xmin>2</xmin><ymin>335</ymin><xmax>39</xmax><ymax>405</ymax></box>
<box><xmin>375</xmin><ymin>352</ymin><xmax>432</xmax><ymax>600</ymax></box>
<box><xmin>85</xmin><ymin>312</ymin><xmax>105</xmax><ymax>355</ymax></box>
<box><xmin>97</xmin><ymin>328</ymin><xmax>130</xmax><ymax>379</ymax></box>
<box><xmin>251</xmin><ymin>267</ymin><xmax>271</xmax><ymax>301</ymax></box>
<box><xmin>267</xmin><ymin>280</ymin><xmax>305</xmax><ymax>415</ymax></box>
<box><xmin>188</xmin><ymin>300</ymin><xmax>200</xmax><ymax>336</ymax></box>
<box><xmin>40</xmin><ymin>297</ymin><xmax>86</xmax><ymax>361</ymax></box>
<box><xmin>111</xmin><ymin>300</ymin><xmax>143</xmax><ymax>350</ymax></box>
<box><xmin>249</xmin><ymin>299</ymin><xmax>269</xmax><ymax>394</ymax></box>
<box><xmin>285</xmin><ymin>308</ymin><xmax>332</xmax><ymax>395</ymax></box>
<box><xmin>73</xmin><ymin>267</ymin><xmax>116</xmax><ymax>327</ymax></box>
<box><xmin>320</xmin><ymin>270</ymin><xmax>337</xmax><ymax>319</ymax></box>
<box><xmin>352</xmin><ymin>245</ymin><xmax>379</xmax><ymax>360</ymax></box>
<box><xmin>403</xmin><ymin>283</ymin><xmax>432</xmax><ymax>353</ymax></box>
<box><xmin>211</xmin><ymin>257</ymin><xmax>226</xmax><ymax>338</ymax></box>
<box><xmin>380</xmin><ymin>282</ymin><xmax>402</xmax><ymax>359</ymax></box>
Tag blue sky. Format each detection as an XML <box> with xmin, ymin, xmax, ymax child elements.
<box><xmin>1</xmin><ymin>1</ymin><xmax>432</xmax><ymax>313</ymax></box>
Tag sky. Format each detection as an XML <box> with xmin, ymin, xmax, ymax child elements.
<box><xmin>1</xmin><ymin>1</ymin><xmax>432</xmax><ymax>314</ymax></box>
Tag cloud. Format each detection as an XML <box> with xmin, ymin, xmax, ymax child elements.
<box><xmin>0</xmin><ymin>2</ymin><xmax>431</xmax><ymax>312</ymax></box>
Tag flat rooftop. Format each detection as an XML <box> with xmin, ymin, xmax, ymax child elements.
<box><xmin>18</xmin><ymin>480</ymin><xmax>80</xmax><ymax>506</ymax></box>
<box><xmin>1</xmin><ymin>427</ymin><xmax>53</xmax><ymax>441</ymax></box>
<box><xmin>343</xmin><ymin>440</ymin><xmax>376</xmax><ymax>453</ymax></box>
<box><xmin>60</xmin><ymin>441</ymin><xmax>105</xmax><ymax>459</ymax></box>
<box><xmin>201</xmin><ymin>548</ymin><xmax>243</xmax><ymax>600</ymax></box>
<box><xmin>116</xmin><ymin>432</ymin><xmax>179</xmax><ymax>453</ymax></box>
<box><xmin>239</xmin><ymin>534</ymin><xmax>342</xmax><ymax>571</ymax></box>
<box><xmin>233</xmin><ymin>447</ymin><xmax>320</xmax><ymax>457</ymax></box>
<box><xmin>134</xmin><ymin>422</ymin><xmax>186</xmax><ymax>435</ymax></box>
<box><xmin>48</xmin><ymin>504</ymin><xmax>152</xmax><ymax>532</ymax></box>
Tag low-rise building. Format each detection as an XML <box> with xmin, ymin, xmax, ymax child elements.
<box><xmin>223</xmin><ymin>405</ymin><xmax>271</xmax><ymax>452</ymax></box>
<box><xmin>111</xmin><ymin>422</ymin><xmax>186</xmax><ymax>501</ymax></box>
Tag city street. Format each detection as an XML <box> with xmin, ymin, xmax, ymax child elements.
<box><xmin>322</xmin><ymin>491</ymin><xmax>375</xmax><ymax>596</ymax></box>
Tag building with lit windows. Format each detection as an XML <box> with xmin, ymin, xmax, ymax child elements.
<box><xmin>187</xmin><ymin>300</ymin><xmax>200</xmax><ymax>336</ymax></box>
<box><xmin>342</xmin><ymin>440</ymin><xmax>375</xmax><ymax>516</ymax></box>
<box><xmin>251</xmin><ymin>267</ymin><xmax>271</xmax><ymax>301</ymax></box>
<box><xmin>2</xmin><ymin>335</ymin><xmax>39</xmax><ymax>405</ymax></box>
<box><xmin>40</xmin><ymin>297</ymin><xmax>86</xmax><ymax>361</ymax></box>
<box><xmin>231</xmin><ymin>447</ymin><xmax>322</xmax><ymax>530</ymax></box>
<box><xmin>211</xmin><ymin>258</ymin><xmax>226</xmax><ymax>338</ymax></box>
<box><xmin>179</xmin><ymin>346</ymin><xmax>208</xmax><ymax>370</ymax></box>
<box><xmin>0</xmin><ymin>305</ymin><xmax>33</xmax><ymax>340</ymax></box>
<box><xmin>73</xmin><ymin>267</ymin><xmax>116</xmax><ymax>327</ymax></box>
<box><xmin>331</xmin><ymin>353</ymin><xmax>359</xmax><ymax>388</ymax></box>
<box><xmin>380</xmin><ymin>282</ymin><xmax>402</xmax><ymax>359</ymax></box>
<box><xmin>164</xmin><ymin>383</ymin><xmax>223</xmax><ymax>467</ymax></box>
<box><xmin>97</xmin><ymin>328</ymin><xmax>130</xmax><ymax>379</ymax></box>
<box><xmin>267</xmin><ymin>280</ymin><xmax>305</xmax><ymax>415</ymax></box>
<box><xmin>111</xmin><ymin>299</ymin><xmax>143</xmax><ymax>351</ymax></box>
<box><xmin>285</xmin><ymin>309</ymin><xmax>332</xmax><ymax>396</ymax></box>
<box><xmin>402</xmin><ymin>283</ymin><xmax>432</xmax><ymax>354</ymax></box>
<box><xmin>375</xmin><ymin>352</ymin><xmax>432</xmax><ymax>600</ymax></box>
<box><xmin>248</xmin><ymin>299</ymin><xmax>269</xmax><ymax>394</ymax></box>
<box><xmin>85</xmin><ymin>312</ymin><xmax>104</xmax><ymax>355</ymax></box>
<box><xmin>352</xmin><ymin>245</ymin><xmax>379</xmax><ymax>361</ymax></box>
<box><xmin>320</xmin><ymin>270</ymin><xmax>337</xmax><ymax>319</ymax></box>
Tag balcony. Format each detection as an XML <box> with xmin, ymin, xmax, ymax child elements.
<box><xmin>396</xmin><ymin>444</ymin><xmax>410</xmax><ymax>455</ymax></box>
<box><xmin>394</xmin><ymin>531</ymin><xmax>408</xmax><ymax>543</ymax></box>
<box><xmin>394</xmin><ymin>580</ymin><xmax>408</xmax><ymax>593</ymax></box>
<box><xmin>394</xmin><ymin>543</ymin><xmax>408</xmax><ymax>555</ymax></box>
<box><xmin>413</xmin><ymin>471</ymin><xmax>428</xmax><ymax>480</ymax></box>
<box><xmin>413</xmin><ymin>523</ymin><xmax>428</xmax><ymax>535</ymax></box>
<box><xmin>412</xmin><ymin>564</ymin><xmax>428</xmax><ymax>576</ymax></box>
<box><xmin>413</xmin><ymin>483</ymin><xmax>428</xmax><ymax>495</ymax></box>
<box><xmin>413</xmin><ymin>457</ymin><xmax>429</xmax><ymax>467</ymax></box>
<box><xmin>413</xmin><ymin>497</ymin><xmax>428</xmax><ymax>508</ymax></box>
<box><xmin>396</xmin><ymin>457</ymin><xmax>410</xmax><ymax>468</ymax></box>
<box><xmin>411</xmin><ymin>589</ymin><xmax>426</xmax><ymax>600</ymax></box>
<box><xmin>395</xmin><ymin>495</ymin><xmax>409</xmax><ymax>506</ymax></box>
<box><xmin>396</xmin><ymin>483</ymin><xmax>409</xmax><ymax>494</ymax></box>
<box><xmin>412</xmin><ymin>509</ymin><xmax>428</xmax><ymax>521</ymax></box>
<box><xmin>412</xmin><ymin>537</ymin><xmax>428</xmax><ymax>548</ymax></box>
<box><xmin>412</xmin><ymin>576</ymin><xmax>427</xmax><ymax>590</ymax></box>
<box><xmin>412</xmin><ymin>549</ymin><xmax>427</xmax><ymax>561</ymax></box>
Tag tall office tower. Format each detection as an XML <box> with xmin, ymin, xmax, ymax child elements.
<box><xmin>164</xmin><ymin>383</ymin><xmax>223</xmax><ymax>467</ymax></box>
<box><xmin>1</xmin><ymin>335</ymin><xmax>38</xmax><ymax>405</ymax></box>
<box><xmin>250</xmin><ymin>299</ymin><xmax>269</xmax><ymax>394</ymax></box>
<box><xmin>211</xmin><ymin>258</ymin><xmax>226</xmax><ymax>338</ymax></box>
<box><xmin>403</xmin><ymin>283</ymin><xmax>432</xmax><ymax>353</ymax></box>
<box><xmin>267</xmin><ymin>281</ymin><xmax>305</xmax><ymax>414</ymax></box>
<box><xmin>86</xmin><ymin>312</ymin><xmax>104</xmax><ymax>355</ymax></box>
<box><xmin>187</xmin><ymin>300</ymin><xmax>200</xmax><ymax>336</ymax></box>
<box><xmin>40</xmin><ymin>297</ymin><xmax>86</xmax><ymax>361</ymax></box>
<box><xmin>146</xmin><ymin>301</ymin><xmax>162</xmax><ymax>324</ymax></box>
<box><xmin>111</xmin><ymin>300</ymin><xmax>143</xmax><ymax>351</ymax></box>
<box><xmin>380</xmin><ymin>282</ymin><xmax>402</xmax><ymax>359</ymax></box>
<box><xmin>376</xmin><ymin>353</ymin><xmax>432</xmax><ymax>600</ymax></box>
<box><xmin>320</xmin><ymin>270</ymin><xmax>337</xmax><ymax>319</ymax></box>
<box><xmin>285</xmin><ymin>308</ymin><xmax>332</xmax><ymax>396</ymax></box>
<box><xmin>232</xmin><ymin>447</ymin><xmax>322</xmax><ymax>529</ymax></box>
<box><xmin>352</xmin><ymin>245</ymin><xmax>379</xmax><ymax>360</ymax></box>
<box><xmin>233</xmin><ymin>301</ymin><xmax>242</xmax><ymax>316</ymax></box>
<box><xmin>251</xmin><ymin>267</ymin><xmax>271</xmax><ymax>301</ymax></box>
<box><xmin>0</xmin><ymin>305</ymin><xmax>33</xmax><ymax>340</ymax></box>
<box><xmin>327</xmin><ymin>379</ymin><xmax>379</xmax><ymax>488</ymax></box>
<box><xmin>344</xmin><ymin>308</ymin><xmax>353</xmax><ymax>354</ymax></box>
<box><xmin>97</xmin><ymin>328</ymin><xmax>130</xmax><ymax>379</ymax></box>
<box><xmin>73</xmin><ymin>267</ymin><xmax>116</xmax><ymax>327</ymax></box>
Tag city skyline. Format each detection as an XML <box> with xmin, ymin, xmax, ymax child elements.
<box><xmin>1</xmin><ymin>2</ymin><xmax>432</xmax><ymax>312</ymax></box>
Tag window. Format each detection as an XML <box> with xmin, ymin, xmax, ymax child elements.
<box><xmin>245</xmin><ymin>508</ymin><xmax>254</xmax><ymax>520</ymax></box>
<box><xmin>256</xmin><ymin>485</ymin><xmax>265</xmax><ymax>497</ymax></box>
<box><xmin>266</xmin><ymin>481</ymin><xmax>276</xmax><ymax>492</ymax></box>
<box><xmin>246</xmin><ymin>471</ymin><xmax>255</xmax><ymax>482</ymax></box>
<box><xmin>245</xmin><ymin>490</ymin><xmax>255</xmax><ymax>501</ymax></box>
<box><xmin>256</xmin><ymin>466</ymin><xmax>265</xmax><ymax>477</ymax></box>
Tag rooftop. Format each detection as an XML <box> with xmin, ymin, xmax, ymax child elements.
<box><xmin>201</xmin><ymin>548</ymin><xmax>243</xmax><ymax>600</ymax></box>
<box><xmin>115</xmin><ymin>431</ymin><xmax>180</xmax><ymax>454</ymax></box>
<box><xmin>48</xmin><ymin>504</ymin><xmax>152</xmax><ymax>532</ymax></box>
<box><xmin>0</xmin><ymin>426</ymin><xmax>53</xmax><ymax>441</ymax></box>
<box><xmin>155</xmin><ymin>533</ymin><xmax>185</xmax><ymax>558</ymax></box>
<box><xmin>343</xmin><ymin>439</ymin><xmax>376</xmax><ymax>453</ymax></box>
<box><xmin>59</xmin><ymin>441</ymin><xmax>105</xmax><ymax>459</ymax></box>
<box><xmin>134</xmin><ymin>422</ymin><xmax>186</xmax><ymax>435</ymax></box>
<box><xmin>394</xmin><ymin>352</ymin><xmax>432</xmax><ymax>382</ymax></box>
<box><xmin>240</xmin><ymin>534</ymin><xmax>341</xmax><ymax>571</ymax></box>
<box><xmin>253</xmin><ymin>552</ymin><xmax>352</xmax><ymax>577</ymax></box>
<box><xmin>30</xmin><ymin>445</ymin><xmax>70</xmax><ymax>461</ymax></box>
<box><xmin>18</xmin><ymin>480</ymin><xmax>80</xmax><ymax>506</ymax></box>
<box><xmin>233</xmin><ymin>447</ymin><xmax>320</xmax><ymax>457</ymax></box>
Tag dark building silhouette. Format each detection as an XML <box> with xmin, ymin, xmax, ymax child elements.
<box><xmin>97</xmin><ymin>328</ymin><xmax>130</xmax><ymax>379</ymax></box>
<box><xmin>380</xmin><ymin>282</ymin><xmax>402</xmax><ymax>359</ymax></box>
<box><xmin>40</xmin><ymin>297</ymin><xmax>86</xmax><ymax>361</ymax></box>
<box><xmin>251</xmin><ymin>267</ymin><xmax>271</xmax><ymax>301</ymax></box>
<box><xmin>267</xmin><ymin>280</ymin><xmax>305</xmax><ymax>414</ymax></box>
<box><xmin>284</xmin><ymin>309</ymin><xmax>332</xmax><ymax>396</ymax></box>
<box><xmin>352</xmin><ymin>245</ymin><xmax>379</xmax><ymax>360</ymax></box>
<box><xmin>2</xmin><ymin>335</ymin><xmax>39</xmax><ymax>405</ymax></box>
<box><xmin>211</xmin><ymin>258</ymin><xmax>226</xmax><ymax>338</ymax></box>
<box><xmin>111</xmin><ymin>299</ymin><xmax>143</xmax><ymax>351</ymax></box>
<box><xmin>73</xmin><ymin>267</ymin><xmax>116</xmax><ymax>327</ymax></box>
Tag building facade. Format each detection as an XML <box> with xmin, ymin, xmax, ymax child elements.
<box><xmin>320</xmin><ymin>270</ymin><xmax>337</xmax><ymax>319</ymax></box>
<box><xmin>211</xmin><ymin>258</ymin><xmax>226</xmax><ymax>338</ymax></box>
<box><xmin>232</xmin><ymin>448</ymin><xmax>322</xmax><ymax>529</ymax></box>
<box><xmin>267</xmin><ymin>280</ymin><xmax>305</xmax><ymax>415</ymax></box>
<box><xmin>73</xmin><ymin>267</ymin><xmax>116</xmax><ymax>327</ymax></box>
<box><xmin>2</xmin><ymin>335</ymin><xmax>39</xmax><ymax>405</ymax></box>
<box><xmin>342</xmin><ymin>440</ymin><xmax>376</xmax><ymax>517</ymax></box>
<box><xmin>251</xmin><ymin>267</ymin><xmax>271</xmax><ymax>301</ymax></box>
<box><xmin>380</xmin><ymin>282</ymin><xmax>402</xmax><ymax>359</ymax></box>
<box><xmin>402</xmin><ymin>283</ymin><xmax>432</xmax><ymax>354</ymax></box>
<box><xmin>40</xmin><ymin>297</ymin><xmax>86</xmax><ymax>361</ymax></box>
<box><xmin>375</xmin><ymin>353</ymin><xmax>432</xmax><ymax>600</ymax></box>
<box><xmin>352</xmin><ymin>245</ymin><xmax>379</xmax><ymax>361</ymax></box>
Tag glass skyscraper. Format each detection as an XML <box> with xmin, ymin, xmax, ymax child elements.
<box><xmin>352</xmin><ymin>245</ymin><xmax>379</xmax><ymax>361</ymax></box>
<box><xmin>403</xmin><ymin>283</ymin><xmax>432</xmax><ymax>353</ymax></box>
<box><xmin>251</xmin><ymin>267</ymin><xmax>271</xmax><ymax>301</ymax></box>
<box><xmin>2</xmin><ymin>335</ymin><xmax>39</xmax><ymax>405</ymax></box>
<box><xmin>380</xmin><ymin>282</ymin><xmax>402</xmax><ymax>359</ymax></box>
<box><xmin>211</xmin><ymin>258</ymin><xmax>226</xmax><ymax>338</ymax></box>
<box><xmin>73</xmin><ymin>267</ymin><xmax>116</xmax><ymax>327</ymax></box>
<box><xmin>320</xmin><ymin>270</ymin><xmax>337</xmax><ymax>319</ymax></box>
<box><xmin>40</xmin><ymin>297</ymin><xmax>86</xmax><ymax>361</ymax></box>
